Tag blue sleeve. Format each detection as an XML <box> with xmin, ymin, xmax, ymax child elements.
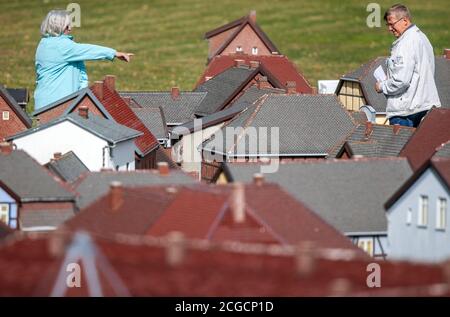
<box><xmin>59</xmin><ymin>39</ymin><xmax>117</xmax><ymax>62</ymax></box>
<box><xmin>79</xmin><ymin>62</ymin><xmax>89</xmax><ymax>88</ymax></box>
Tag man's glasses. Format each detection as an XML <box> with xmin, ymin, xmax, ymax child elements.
<box><xmin>385</xmin><ymin>17</ymin><xmax>404</xmax><ymax>28</ymax></box>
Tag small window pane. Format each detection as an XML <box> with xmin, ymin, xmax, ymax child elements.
<box><xmin>2</xmin><ymin>111</ymin><xmax>9</xmax><ymax>120</ymax></box>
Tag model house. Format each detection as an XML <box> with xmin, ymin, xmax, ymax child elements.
<box><xmin>8</xmin><ymin>107</ymin><xmax>142</xmax><ymax>172</ymax></box>
<box><xmin>385</xmin><ymin>158</ymin><xmax>450</xmax><ymax>263</ymax></box>
<box><xmin>0</xmin><ymin>84</ymin><xmax>32</xmax><ymax>141</ymax></box>
<box><xmin>0</xmin><ymin>143</ymin><xmax>76</xmax><ymax>231</ymax></box>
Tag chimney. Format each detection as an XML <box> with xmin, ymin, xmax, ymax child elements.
<box><xmin>364</xmin><ymin>121</ymin><xmax>373</xmax><ymax>138</ymax></box>
<box><xmin>295</xmin><ymin>241</ymin><xmax>316</xmax><ymax>277</ymax></box>
<box><xmin>253</xmin><ymin>173</ymin><xmax>264</xmax><ymax>186</ymax></box>
<box><xmin>231</xmin><ymin>182</ymin><xmax>245</xmax><ymax>223</ymax></box>
<box><xmin>48</xmin><ymin>231</ymin><xmax>70</xmax><ymax>257</ymax></box>
<box><xmin>286</xmin><ymin>81</ymin><xmax>297</xmax><ymax>94</ymax></box>
<box><xmin>0</xmin><ymin>141</ymin><xmax>13</xmax><ymax>155</ymax></box>
<box><xmin>392</xmin><ymin>124</ymin><xmax>401</xmax><ymax>135</ymax></box>
<box><xmin>104</xmin><ymin>75</ymin><xmax>116</xmax><ymax>91</ymax></box>
<box><xmin>445</xmin><ymin>49</ymin><xmax>450</xmax><ymax>60</ymax></box>
<box><xmin>165</xmin><ymin>231</ymin><xmax>186</xmax><ymax>267</ymax></box>
<box><xmin>205</xmin><ymin>76</ymin><xmax>212</xmax><ymax>81</ymax></box>
<box><xmin>249</xmin><ymin>60</ymin><xmax>260</xmax><ymax>69</ymax></box>
<box><xmin>171</xmin><ymin>87</ymin><xmax>180</xmax><ymax>101</ymax></box>
<box><xmin>53</xmin><ymin>152</ymin><xmax>62</xmax><ymax>160</ymax></box>
<box><xmin>78</xmin><ymin>106</ymin><xmax>89</xmax><ymax>119</ymax></box>
<box><xmin>257</xmin><ymin>76</ymin><xmax>272</xmax><ymax>90</ymax></box>
<box><xmin>157</xmin><ymin>162</ymin><xmax>170</xmax><ymax>176</ymax></box>
<box><xmin>92</xmin><ymin>81</ymin><xmax>104</xmax><ymax>101</ymax></box>
<box><xmin>249</xmin><ymin>10</ymin><xmax>256</xmax><ymax>24</ymax></box>
<box><xmin>109</xmin><ymin>181</ymin><xmax>123</xmax><ymax>212</ymax></box>
<box><xmin>234</xmin><ymin>59</ymin><xmax>246</xmax><ymax>68</ymax></box>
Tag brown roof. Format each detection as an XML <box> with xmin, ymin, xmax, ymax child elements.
<box><xmin>0</xmin><ymin>232</ymin><xmax>448</xmax><ymax>296</ymax></box>
<box><xmin>196</xmin><ymin>54</ymin><xmax>314</xmax><ymax>93</ymax></box>
<box><xmin>90</xmin><ymin>78</ymin><xmax>159</xmax><ymax>156</ymax></box>
<box><xmin>400</xmin><ymin>108</ymin><xmax>450</xmax><ymax>170</ymax></box>
<box><xmin>65</xmin><ymin>182</ymin><xmax>363</xmax><ymax>253</ymax></box>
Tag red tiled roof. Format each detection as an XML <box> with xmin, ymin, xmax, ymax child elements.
<box><xmin>65</xmin><ymin>187</ymin><xmax>174</xmax><ymax>237</ymax></box>
<box><xmin>400</xmin><ymin>108</ymin><xmax>450</xmax><ymax>171</ymax></box>
<box><xmin>196</xmin><ymin>54</ymin><xmax>314</xmax><ymax>94</ymax></box>
<box><xmin>66</xmin><ymin>182</ymin><xmax>364</xmax><ymax>254</ymax></box>
<box><xmin>0</xmin><ymin>232</ymin><xmax>448</xmax><ymax>296</ymax></box>
<box><xmin>431</xmin><ymin>158</ymin><xmax>450</xmax><ymax>190</ymax></box>
<box><xmin>90</xmin><ymin>82</ymin><xmax>159</xmax><ymax>156</ymax></box>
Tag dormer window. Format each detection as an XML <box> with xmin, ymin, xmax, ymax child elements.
<box><xmin>2</xmin><ymin>111</ymin><xmax>9</xmax><ymax>120</ymax></box>
<box><xmin>252</xmin><ymin>47</ymin><xmax>258</xmax><ymax>55</ymax></box>
<box><xmin>236</xmin><ymin>46</ymin><xmax>243</xmax><ymax>52</ymax></box>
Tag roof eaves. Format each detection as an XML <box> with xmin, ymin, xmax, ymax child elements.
<box><xmin>0</xmin><ymin>85</ymin><xmax>32</xmax><ymax>127</ymax></box>
<box><xmin>31</xmin><ymin>89</ymin><xmax>84</xmax><ymax>116</ymax></box>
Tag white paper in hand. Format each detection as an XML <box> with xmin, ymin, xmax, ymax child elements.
<box><xmin>373</xmin><ymin>65</ymin><xmax>387</xmax><ymax>82</ymax></box>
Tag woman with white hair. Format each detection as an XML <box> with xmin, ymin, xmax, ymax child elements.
<box><xmin>34</xmin><ymin>9</ymin><xmax>133</xmax><ymax>109</ymax></box>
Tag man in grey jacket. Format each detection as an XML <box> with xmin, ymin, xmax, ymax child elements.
<box><xmin>375</xmin><ymin>4</ymin><xmax>441</xmax><ymax>127</ymax></box>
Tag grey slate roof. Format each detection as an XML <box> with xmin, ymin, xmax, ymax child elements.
<box><xmin>0</xmin><ymin>85</ymin><xmax>32</xmax><ymax>127</ymax></box>
<box><xmin>222</xmin><ymin>159</ymin><xmax>413</xmax><ymax>234</ymax></box>
<box><xmin>433</xmin><ymin>141</ymin><xmax>450</xmax><ymax>159</ymax></box>
<box><xmin>337</xmin><ymin>56</ymin><xmax>450</xmax><ymax>113</ymax></box>
<box><xmin>0</xmin><ymin>150</ymin><xmax>75</xmax><ymax>202</ymax></box>
<box><xmin>172</xmin><ymin>86</ymin><xmax>280</xmax><ymax>136</ymax></box>
<box><xmin>9</xmin><ymin>112</ymin><xmax>142</xmax><ymax>144</ymax></box>
<box><xmin>119</xmin><ymin>91</ymin><xmax>207</xmax><ymax>125</ymax></box>
<box><xmin>194</xmin><ymin>67</ymin><xmax>258</xmax><ymax>116</ymax></box>
<box><xmin>334</xmin><ymin>124</ymin><xmax>415</xmax><ymax>158</ymax></box>
<box><xmin>21</xmin><ymin>209</ymin><xmax>75</xmax><ymax>229</ymax></box>
<box><xmin>132</xmin><ymin>107</ymin><xmax>168</xmax><ymax>140</ymax></box>
<box><xmin>45</xmin><ymin>151</ymin><xmax>90</xmax><ymax>183</ymax></box>
<box><xmin>435</xmin><ymin>56</ymin><xmax>450</xmax><ymax>108</ymax></box>
<box><xmin>5</xmin><ymin>88</ymin><xmax>28</xmax><ymax>106</ymax></box>
<box><xmin>201</xmin><ymin>94</ymin><xmax>356</xmax><ymax>157</ymax></box>
<box><xmin>73</xmin><ymin>170</ymin><xmax>197</xmax><ymax>209</ymax></box>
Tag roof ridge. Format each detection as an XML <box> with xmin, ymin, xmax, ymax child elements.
<box><xmin>226</xmin><ymin>94</ymin><xmax>269</xmax><ymax>154</ymax></box>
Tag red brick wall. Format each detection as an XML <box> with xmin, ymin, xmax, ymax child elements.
<box><xmin>0</xmin><ymin>96</ymin><xmax>28</xmax><ymax>140</ymax></box>
<box><xmin>136</xmin><ymin>150</ymin><xmax>157</xmax><ymax>170</ymax></box>
<box><xmin>37</xmin><ymin>98</ymin><xmax>75</xmax><ymax>124</ymax></box>
<box><xmin>208</xmin><ymin>26</ymin><xmax>240</xmax><ymax>58</ymax></box>
<box><xmin>222</xmin><ymin>25</ymin><xmax>272</xmax><ymax>56</ymax></box>
<box><xmin>71</xmin><ymin>96</ymin><xmax>106</xmax><ymax>118</ymax></box>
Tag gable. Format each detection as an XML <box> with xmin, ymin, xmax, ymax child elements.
<box><xmin>0</xmin><ymin>95</ymin><xmax>29</xmax><ymax>140</ymax></box>
<box><xmin>70</xmin><ymin>95</ymin><xmax>107</xmax><ymax>118</ymax></box>
<box><xmin>221</xmin><ymin>24</ymin><xmax>272</xmax><ymax>56</ymax></box>
<box><xmin>208</xmin><ymin>25</ymin><xmax>240</xmax><ymax>58</ymax></box>
<box><xmin>36</xmin><ymin>97</ymin><xmax>77</xmax><ymax>124</ymax></box>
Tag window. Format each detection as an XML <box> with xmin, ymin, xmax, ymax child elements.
<box><xmin>436</xmin><ymin>198</ymin><xmax>447</xmax><ymax>230</ymax></box>
<box><xmin>406</xmin><ymin>208</ymin><xmax>412</xmax><ymax>225</ymax></box>
<box><xmin>357</xmin><ymin>238</ymin><xmax>373</xmax><ymax>256</ymax></box>
<box><xmin>0</xmin><ymin>204</ymin><xmax>9</xmax><ymax>225</ymax></box>
<box><xmin>115</xmin><ymin>165</ymin><xmax>119</xmax><ymax>171</ymax></box>
<box><xmin>126</xmin><ymin>162</ymin><xmax>130</xmax><ymax>171</ymax></box>
<box><xmin>236</xmin><ymin>46</ymin><xmax>243</xmax><ymax>52</ymax></box>
<box><xmin>252</xmin><ymin>47</ymin><xmax>258</xmax><ymax>55</ymax></box>
<box><xmin>418</xmin><ymin>195</ymin><xmax>429</xmax><ymax>227</ymax></box>
<box><xmin>2</xmin><ymin>111</ymin><xmax>9</xmax><ymax>120</ymax></box>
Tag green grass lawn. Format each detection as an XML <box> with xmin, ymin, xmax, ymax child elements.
<box><xmin>0</xmin><ymin>0</ymin><xmax>449</xmax><ymax>112</ymax></box>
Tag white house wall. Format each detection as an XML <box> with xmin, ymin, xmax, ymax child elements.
<box><xmin>173</xmin><ymin>123</ymin><xmax>224</xmax><ymax>176</ymax></box>
<box><xmin>387</xmin><ymin>168</ymin><xmax>450</xmax><ymax>263</ymax></box>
